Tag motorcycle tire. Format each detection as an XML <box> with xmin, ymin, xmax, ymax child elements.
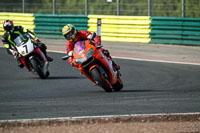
<box><xmin>30</xmin><ymin>58</ymin><xmax>46</xmax><ymax>79</ymax></box>
<box><xmin>112</xmin><ymin>78</ymin><xmax>123</xmax><ymax>91</ymax></box>
<box><xmin>90</xmin><ymin>67</ymin><xmax>112</xmax><ymax>92</ymax></box>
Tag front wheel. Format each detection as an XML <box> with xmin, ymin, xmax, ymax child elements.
<box><xmin>90</xmin><ymin>67</ymin><xmax>112</xmax><ymax>92</ymax></box>
<box><xmin>30</xmin><ymin>58</ymin><xmax>47</xmax><ymax>79</ymax></box>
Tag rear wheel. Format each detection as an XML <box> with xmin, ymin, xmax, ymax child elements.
<box><xmin>112</xmin><ymin>78</ymin><xmax>123</xmax><ymax>91</ymax></box>
<box><xmin>90</xmin><ymin>67</ymin><xmax>112</xmax><ymax>92</ymax></box>
<box><xmin>30</xmin><ymin>58</ymin><xmax>46</xmax><ymax>79</ymax></box>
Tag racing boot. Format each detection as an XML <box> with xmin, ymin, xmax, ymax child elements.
<box><xmin>46</xmin><ymin>55</ymin><xmax>53</xmax><ymax>62</ymax></box>
<box><xmin>112</xmin><ymin>61</ymin><xmax>121</xmax><ymax>77</ymax></box>
<box><xmin>112</xmin><ymin>61</ymin><xmax>120</xmax><ymax>71</ymax></box>
<box><xmin>17</xmin><ymin>58</ymin><xmax>24</xmax><ymax>68</ymax></box>
<box><xmin>43</xmin><ymin>49</ymin><xmax>53</xmax><ymax>62</ymax></box>
<box><xmin>103</xmin><ymin>49</ymin><xmax>120</xmax><ymax>71</ymax></box>
<box><xmin>38</xmin><ymin>42</ymin><xmax>53</xmax><ymax>62</ymax></box>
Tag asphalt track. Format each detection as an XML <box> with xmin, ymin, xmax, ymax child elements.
<box><xmin>0</xmin><ymin>48</ymin><xmax>200</xmax><ymax>121</ymax></box>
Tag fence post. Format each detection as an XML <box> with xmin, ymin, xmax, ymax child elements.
<box><xmin>53</xmin><ymin>0</ymin><xmax>56</xmax><ymax>14</ymax></box>
<box><xmin>148</xmin><ymin>0</ymin><xmax>151</xmax><ymax>16</ymax></box>
<box><xmin>97</xmin><ymin>18</ymin><xmax>101</xmax><ymax>44</ymax></box>
<box><xmin>22</xmin><ymin>0</ymin><xmax>25</xmax><ymax>13</ymax></box>
<box><xmin>117</xmin><ymin>0</ymin><xmax>120</xmax><ymax>15</ymax></box>
<box><xmin>85</xmin><ymin>0</ymin><xmax>88</xmax><ymax>15</ymax></box>
<box><xmin>182</xmin><ymin>0</ymin><xmax>185</xmax><ymax>17</ymax></box>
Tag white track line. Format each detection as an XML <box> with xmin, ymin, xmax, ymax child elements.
<box><xmin>0</xmin><ymin>112</ymin><xmax>199</xmax><ymax>122</ymax></box>
<box><xmin>1</xmin><ymin>45</ymin><xmax>200</xmax><ymax>66</ymax></box>
<box><xmin>47</xmin><ymin>50</ymin><xmax>200</xmax><ymax>66</ymax></box>
<box><xmin>1</xmin><ymin>47</ymin><xmax>199</xmax><ymax>66</ymax></box>
<box><xmin>112</xmin><ymin>56</ymin><xmax>200</xmax><ymax>66</ymax></box>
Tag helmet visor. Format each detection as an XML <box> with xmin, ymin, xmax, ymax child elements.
<box><xmin>4</xmin><ymin>25</ymin><xmax>13</xmax><ymax>31</ymax></box>
<box><xmin>64</xmin><ymin>32</ymin><xmax>73</xmax><ymax>40</ymax></box>
<box><xmin>64</xmin><ymin>27</ymin><xmax>75</xmax><ymax>40</ymax></box>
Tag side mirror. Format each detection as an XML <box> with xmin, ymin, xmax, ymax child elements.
<box><xmin>91</xmin><ymin>32</ymin><xmax>96</xmax><ymax>40</ymax></box>
<box><xmin>88</xmin><ymin>32</ymin><xmax>97</xmax><ymax>41</ymax></box>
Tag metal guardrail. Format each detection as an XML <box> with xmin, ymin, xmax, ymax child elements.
<box><xmin>34</xmin><ymin>14</ymin><xmax>88</xmax><ymax>39</ymax></box>
<box><xmin>88</xmin><ymin>15</ymin><xmax>151</xmax><ymax>43</ymax></box>
<box><xmin>1</xmin><ymin>12</ymin><xmax>200</xmax><ymax>45</ymax></box>
<box><xmin>150</xmin><ymin>17</ymin><xmax>200</xmax><ymax>45</ymax></box>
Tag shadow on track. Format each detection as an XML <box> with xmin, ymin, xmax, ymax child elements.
<box><xmin>119</xmin><ymin>89</ymin><xmax>160</xmax><ymax>93</ymax></box>
<box><xmin>86</xmin><ymin>89</ymin><xmax>161</xmax><ymax>94</ymax></box>
<box><xmin>18</xmin><ymin>76</ymin><xmax>86</xmax><ymax>80</ymax></box>
<box><xmin>47</xmin><ymin>76</ymin><xmax>86</xmax><ymax>80</ymax></box>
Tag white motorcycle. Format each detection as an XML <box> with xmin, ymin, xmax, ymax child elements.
<box><xmin>14</xmin><ymin>33</ymin><xmax>49</xmax><ymax>79</ymax></box>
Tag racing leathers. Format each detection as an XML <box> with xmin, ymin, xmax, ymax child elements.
<box><xmin>2</xmin><ymin>26</ymin><xmax>52</xmax><ymax>68</ymax></box>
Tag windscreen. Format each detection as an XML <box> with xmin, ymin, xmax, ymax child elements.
<box><xmin>74</xmin><ymin>41</ymin><xmax>86</xmax><ymax>55</ymax></box>
<box><xmin>14</xmin><ymin>33</ymin><xmax>28</xmax><ymax>46</ymax></box>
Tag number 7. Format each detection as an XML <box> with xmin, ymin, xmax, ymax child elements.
<box><xmin>23</xmin><ymin>45</ymin><xmax>28</xmax><ymax>53</ymax></box>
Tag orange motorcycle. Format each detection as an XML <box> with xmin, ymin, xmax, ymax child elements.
<box><xmin>62</xmin><ymin>39</ymin><xmax>123</xmax><ymax>92</ymax></box>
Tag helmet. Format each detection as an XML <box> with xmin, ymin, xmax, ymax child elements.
<box><xmin>62</xmin><ymin>24</ymin><xmax>77</xmax><ymax>41</ymax></box>
<box><xmin>3</xmin><ymin>20</ymin><xmax>14</xmax><ymax>32</ymax></box>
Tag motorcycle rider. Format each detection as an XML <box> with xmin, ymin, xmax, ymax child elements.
<box><xmin>62</xmin><ymin>24</ymin><xmax>120</xmax><ymax>71</ymax></box>
<box><xmin>1</xmin><ymin>20</ymin><xmax>53</xmax><ymax>68</ymax></box>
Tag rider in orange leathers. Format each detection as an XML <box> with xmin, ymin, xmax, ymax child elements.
<box><xmin>62</xmin><ymin>24</ymin><xmax>120</xmax><ymax>71</ymax></box>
